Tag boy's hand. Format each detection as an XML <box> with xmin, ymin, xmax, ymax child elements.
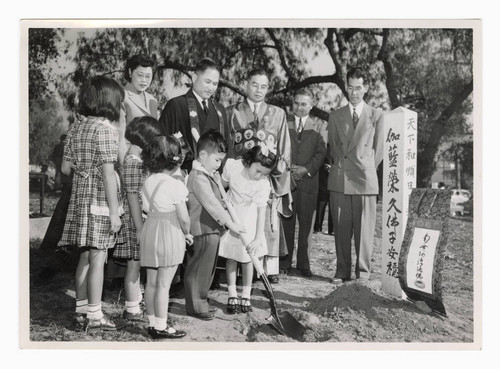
<box><xmin>185</xmin><ymin>233</ymin><xmax>194</xmax><ymax>246</ymax></box>
<box><xmin>226</xmin><ymin>221</ymin><xmax>246</xmax><ymax>235</ymax></box>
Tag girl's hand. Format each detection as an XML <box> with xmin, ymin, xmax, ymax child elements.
<box><xmin>136</xmin><ymin>227</ymin><xmax>142</xmax><ymax>245</ymax></box>
<box><xmin>185</xmin><ymin>233</ymin><xmax>194</xmax><ymax>246</ymax></box>
<box><xmin>246</xmin><ymin>237</ymin><xmax>263</xmax><ymax>256</ymax></box>
<box><xmin>109</xmin><ymin>213</ymin><xmax>122</xmax><ymax>234</ymax></box>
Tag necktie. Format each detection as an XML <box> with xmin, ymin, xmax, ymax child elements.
<box><xmin>202</xmin><ymin>100</ymin><xmax>209</xmax><ymax>115</ymax></box>
<box><xmin>352</xmin><ymin>109</ymin><xmax>359</xmax><ymax>129</ymax></box>
<box><xmin>252</xmin><ymin>104</ymin><xmax>259</xmax><ymax>129</ymax></box>
<box><xmin>298</xmin><ymin>117</ymin><xmax>304</xmax><ymax>140</ymax></box>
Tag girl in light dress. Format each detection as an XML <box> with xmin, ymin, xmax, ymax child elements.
<box><xmin>140</xmin><ymin>135</ymin><xmax>194</xmax><ymax>339</ymax></box>
<box><xmin>113</xmin><ymin>116</ymin><xmax>162</xmax><ymax>321</ymax></box>
<box><xmin>219</xmin><ymin>143</ymin><xmax>278</xmax><ymax>314</ymax></box>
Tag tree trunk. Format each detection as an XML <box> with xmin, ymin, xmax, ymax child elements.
<box><xmin>417</xmin><ymin>80</ymin><xmax>473</xmax><ymax>186</ymax></box>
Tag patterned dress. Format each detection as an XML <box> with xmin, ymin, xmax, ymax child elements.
<box><xmin>113</xmin><ymin>153</ymin><xmax>146</xmax><ymax>260</ymax></box>
<box><xmin>140</xmin><ymin>173</ymin><xmax>189</xmax><ymax>268</ymax></box>
<box><xmin>58</xmin><ymin>116</ymin><xmax>124</xmax><ymax>250</ymax></box>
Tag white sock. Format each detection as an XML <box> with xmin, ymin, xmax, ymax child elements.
<box><xmin>137</xmin><ymin>285</ymin><xmax>143</xmax><ymax>303</ymax></box>
<box><xmin>147</xmin><ymin>314</ymin><xmax>155</xmax><ymax>327</ymax></box>
<box><xmin>75</xmin><ymin>299</ymin><xmax>88</xmax><ymax>314</ymax></box>
<box><xmin>154</xmin><ymin>317</ymin><xmax>167</xmax><ymax>331</ymax></box>
<box><xmin>87</xmin><ymin>303</ymin><xmax>103</xmax><ymax>320</ymax></box>
<box><xmin>241</xmin><ymin>286</ymin><xmax>252</xmax><ymax>300</ymax></box>
<box><xmin>125</xmin><ymin>300</ymin><xmax>141</xmax><ymax>314</ymax></box>
<box><xmin>227</xmin><ymin>284</ymin><xmax>238</xmax><ymax>298</ymax></box>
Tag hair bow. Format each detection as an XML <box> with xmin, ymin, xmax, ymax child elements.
<box><xmin>173</xmin><ymin>132</ymin><xmax>183</xmax><ymax>139</ymax></box>
<box><xmin>258</xmin><ymin>141</ymin><xmax>277</xmax><ymax>157</ymax></box>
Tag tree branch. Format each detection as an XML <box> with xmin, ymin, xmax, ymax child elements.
<box><xmin>377</xmin><ymin>28</ymin><xmax>401</xmax><ymax>109</ymax></box>
<box><xmin>219</xmin><ymin>78</ymin><xmax>246</xmax><ymax>96</ymax></box>
<box><xmin>222</xmin><ymin>44</ymin><xmax>278</xmax><ymax>70</ymax></box>
<box><xmin>324</xmin><ymin>29</ymin><xmax>347</xmax><ymax>97</ymax></box>
<box><xmin>274</xmin><ymin>74</ymin><xmax>338</xmax><ymax>95</ymax></box>
<box><xmin>265</xmin><ymin>28</ymin><xmax>296</xmax><ymax>84</ymax></box>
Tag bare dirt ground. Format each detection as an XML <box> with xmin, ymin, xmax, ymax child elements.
<box><xmin>28</xmin><ymin>194</ymin><xmax>474</xmax><ymax>344</ymax></box>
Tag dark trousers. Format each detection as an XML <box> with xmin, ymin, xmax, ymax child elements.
<box><xmin>183</xmin><ymin>233</ymin><xmax>220</xmax><ymax>314</ymax></box>
<box><xmin>314</xmin><ymin>193</ymin><xmax>333</xmax><ymax>233</ymax></box>
<box><xmin>281</xmin><ymin>189</ymin><xmax>317</xmax><ymax>271</ymax></box>
<box><xmin>39</xmin><ymin>182</ymin><xmax>72</xmax><ymax>252</ymax></box>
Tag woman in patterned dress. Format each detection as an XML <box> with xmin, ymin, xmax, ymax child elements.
<box><xmin>59</xmin><ymin>76</ymin><xmax>125</xmax><ymax>331</ymax></box>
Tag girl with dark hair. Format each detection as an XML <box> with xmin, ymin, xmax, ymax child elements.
<box><xmin>113</xmin><ymin>116</ymin><xmax>162</xmax><ymax>321</ymax></box>
<box><xmin>140</xmin><ymin>135</ymin><xmax>193</xmax><ymax>339</ymax></box>
<box><xmin>218</xmin><ymin>143</ymin><xmax>277</xmax><ymax>314</ymax></box>
<box><xmin>58</xmin><ymin>76</ymin><xmax>125</xmax><ymax>331</ymax></box>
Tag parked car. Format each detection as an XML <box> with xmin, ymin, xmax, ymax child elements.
<box><xmin>450</xmin><ymin>189</ymin><xmax>472</xmax><ymax>216</ymax></box>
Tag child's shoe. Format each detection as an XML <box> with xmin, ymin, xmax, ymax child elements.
<box><xmin>240</xmin><ymin>298</ymin><xmax>253</xmax><ymax>313</ymax></box>
<box><xmin>226</xmin><ymin>297</ymin><xmax>239</xmax><ymax>314</ymax></box>
<box><xmin>85</xmin><ymin>314</ymin><xmax>117</xmax><ymax>331</ymax></box>
<box><xmin>74</xmin><ymin>313</ymin><xmax>86</xmax><ymax>328</ymax></box>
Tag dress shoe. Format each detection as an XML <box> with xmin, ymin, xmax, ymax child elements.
<box><xmin>85</xmin><ymin>314</ymin><xmax>117</xmax><ymax>331</ymax></box>
<box><xmin>330</xmin><ymin>277</ymin><xmax>351</xmax><ymax>285</ymax></box>
<box><xmin>299</xmin><ymin>269</ymin><xmax>313</xmax><ymax>277</ymax></box>
<box><xmin>149</xmin><ymin>326</ymin><xmax>186</xmax><ymax>339</ymax></box>
<box><xmin>279</xmin><ymin>267</ymin><xmax>291</xmax><ymax>275</ymax></box>
<box><xmin>74</xmin><ymin>313</ymin><xmax>86</xmax><ymax>328</ymax></box>
<box><xmin>122</xmin><ymin>310</ymin><xmax>146</xmax><ymax>321</ymax></box>
<box><xmin>187</xmin><ymin>311</ymin><xmax>215</xmax><ymax>321</ymax></box>
<box><xmin>268</xmin><ymin>274</ymin><xmax>279</xmax><ymax>284</ymax></box>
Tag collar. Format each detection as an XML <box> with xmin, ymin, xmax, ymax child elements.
<box><xmin>192</xmin><ymin>159</ymin><xmax>213</xmax><ymax>177</ymax></box>
<box><xmin>349</xmin><ymin>101</ymin><xmax>365</xmax><ymax>116</ymax></box>
<box><xmin>247</xmin><ymin>99</ymin><xmax>261</xmax><ymax>113</ymax></box>
<box><xmin>192</xmin><ymin>90</ymin><xmax>206</xmax><ymax>107</ymax></box>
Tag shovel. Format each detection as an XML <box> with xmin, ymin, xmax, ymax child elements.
<box><xmin>216</xmin><ymin>180</ymin><xmax>306</xmax><ymax>340</ymax></box>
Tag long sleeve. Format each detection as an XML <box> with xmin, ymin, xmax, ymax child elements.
<box><xmin>272</xmin><ymin>109</ymin><xmax>292</xmax><ymax>197</ymax></box>
<box><xmin>191</xmin><ymin>173</ymin><xmax>231</xmax><ymax>227</ymax></box>
<box><xmin>304</xmin><ymin>122</ymin><xmax>327</xmax><ymax>176</ymax></box>
<box><xmin>373</xmin><ymin>109</ymin><xmax>384</xmax><ymax>168</ymax></box>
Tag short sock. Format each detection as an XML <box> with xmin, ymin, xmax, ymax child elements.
<box><xmin>87</xmin><ymin>303</ymin><xmax>103</xmax><ymax>320</ymax></box>
<box><xmin>154</xmin><ymin>317</ymin><xmax>167</xmax><ymax>331</ymax></box>
<box><xmin>125</xmin><ymin>300</ymin><xmax>141</xmax><ymax>314</ymax></box>
<box><xmin>227</xmin><ymin>284</ymin><xmax>238</xmax><ymax>298</ymax></box>
<box><xmin>147</xmin><ymin>314</ymin><xmax>155</xmax><ymax>327</ymax></box>
<box><xmin>241</xmin><ymin>286</ymin><xmax>252</xmax><ymax>300</ymax></box>
<box><xmin>75</xmin><ymin>299</ymin><xmax>88</xmax><ymax>314</ymax></box>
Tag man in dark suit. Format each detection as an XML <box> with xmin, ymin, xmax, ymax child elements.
<box><xmin>328</xmin><ymin>67</ymin><xmax>384</xmax><ymax>284</ymax></box>
<box><xmin>158</xmin><ymin>58</ymin><xmax>228</xmax><ymax>171</ymax></box>
<box><xmin>280</xmin><ymin>89</ymin><xmax>327</xmax><ymax>277</ymax></box>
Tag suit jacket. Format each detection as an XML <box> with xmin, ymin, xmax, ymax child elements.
<box><xmin>327</xmin><ymin>103</ymin><xmax>383</xmax><ymax>195</ymax></box>
<box><xmin>187</xmin><ymin>162</ymin><xmax>232</xmax><ymax>237</ymax></box>
<box><xmin>122</xmin><ymin>83</ymin><xmax>158</xmax><ymax>125</ymax></box>
<box><xmin>288</xmin><ymin>115</ymin><xmax>327</xmax><ymax>194</ymax></box>
<box><xmin>159</xmin><ymin>89</ymin><xmax>229</xmax><ymax>168</ymax></box>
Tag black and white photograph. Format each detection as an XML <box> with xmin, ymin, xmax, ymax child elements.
<box><xmin>17</xmin><ymin>14</ymin><xmax>486</xmax><ymax>359</ymax></box>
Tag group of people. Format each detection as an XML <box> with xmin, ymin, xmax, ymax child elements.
<box><xmin>53</xmin><ymin>53</ymin><xmax>384</xmax><ymax>339</ymax></box>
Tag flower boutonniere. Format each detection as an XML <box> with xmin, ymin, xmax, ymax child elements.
<box><xmin>189</xmin><ymin>110</ymin><xmax>197</xmax><ymax>118</ymax></box>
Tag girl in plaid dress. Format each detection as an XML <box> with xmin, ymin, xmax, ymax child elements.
<box><xmin>59</xmin><ymin>76</ymin><xmax>125</xmax><ymax>331</ymax></box>
<box><xmin>113</xmin><ymin>116</ymin><xmax>162</xmax><ymax>321</ymax></box>
<box><xmin>140</xmin><ymin>135</ymin><xmax>193</xmax><ymax>339</ymax></box>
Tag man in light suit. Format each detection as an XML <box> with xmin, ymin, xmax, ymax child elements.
<box><xmin>328</xmin><ymin>67</ymin><xmax>383</xmax><ymax>284</ymax></box>
<box><xmin>280</xmin><ymin>89</ymin><xmax>327</xmax><ymax>277</ymax></box>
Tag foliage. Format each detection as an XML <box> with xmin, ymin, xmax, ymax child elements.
<box><xmin>29</xmin><ymin>96</ymin><xmax>64</xmax><ymax>165</ymax></box>
<box><xmin>39</xmin><ymin>27</ymin><xmax>474</xmax><ymax>185</ymax></box>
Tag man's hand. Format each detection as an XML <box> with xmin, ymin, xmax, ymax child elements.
<box><xmin>185</xmin><ymin>233</ymin><xmax>194</xmax><ymax>246</ymax></box>
<box><xmin>291</xmin><ymin>165</ymin><xmax>308</xmax><ymax>181</ymax></box>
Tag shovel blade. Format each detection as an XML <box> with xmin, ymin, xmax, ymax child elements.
<box><xmin>267</xmin><ymin>311</ymin><xmax>306</xmax><ymax>341</ymax></box>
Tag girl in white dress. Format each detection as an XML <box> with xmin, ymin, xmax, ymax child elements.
<box><xmin>140</xmin><ymin>135</ymin><xmax>194</xmax><ymax>339</ymax></box>
<box><xmin>219</xmin><ymin>143</ymin><xmax>277</xmax><ymax>313</ymax></box>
